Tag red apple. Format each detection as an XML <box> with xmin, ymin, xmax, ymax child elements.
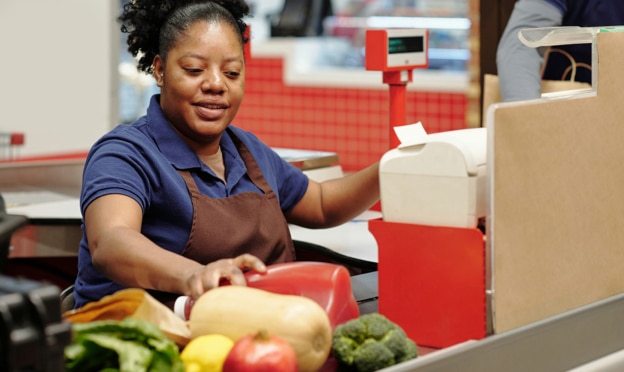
<box><xmin>222</xmin><ymin>329</ymin><xmax>298</xmax><ymax>372</ymax></box>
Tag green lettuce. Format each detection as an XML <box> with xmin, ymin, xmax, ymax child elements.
<box><xmin>64</xmin><ymin>317</ymin><xmax>184</xmax><ymax>372</ymax></box>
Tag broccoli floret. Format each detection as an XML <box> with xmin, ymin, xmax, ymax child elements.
<box><xmin>332</xmin><ymin>336</ymin><xmax>360</xmax><ymax>365</ymax></box>
<box><xmin>353</xmin><ymin>339</ymin><xmax>395</xmax><ymax>372</ymax></box>
<box><xmin>332</xmin><ymin>313</ymin><xmax>418</xmax><ymax>371</ymax></box>
<box><xmin>361</xmin><ymin>313</ymin><xmax>394</xmax><ymax>340</ymax></box>
<box><xmin>397</xmin><ymin>339</ymin><xmax>418</xmax><ymax>363</ymax></box>
<box><xmin>379</xmin><ymin>328</ymin><xmax>418</xmax><ymax>363</ymax></box>
<box><xmin>336</xmin><ymin>316</ymin><xmax>369</xmax><ymax>344</ymax></box>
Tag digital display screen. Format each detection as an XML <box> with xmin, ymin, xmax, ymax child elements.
<box><xmin>388</xmin><ymin>36</ymin><xmax>424</xmax><ymax>54</ymax></box>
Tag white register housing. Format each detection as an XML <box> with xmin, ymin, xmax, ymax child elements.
<box><xmin>379</xmin><ymin>127</ymin><xmax>487</xmax><ymax>228</ymax></box>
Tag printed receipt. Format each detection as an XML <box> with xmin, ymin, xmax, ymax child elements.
<box><xmin>393</xmin><ymin>121</ymin><xmax>429</xmax><ymax>148</ymax></box>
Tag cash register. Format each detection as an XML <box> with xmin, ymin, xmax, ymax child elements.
<box><xmin>379</xmin><ymin>123</ymin><xmax>487</xmax><ymax>228</ymax></box>
<box><xmin>370</xmin><ymin>123</ymin><xmax>489</xmax><ymax>348</ymax></box>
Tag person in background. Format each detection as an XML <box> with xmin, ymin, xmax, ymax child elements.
<box><xmin>72</xmin><ymin>0</ymin><xmax>380</xmax><ymax>309</ymax></box>
<box><xmin>496</xmin><ymin>0</ymin><xmax>624</xmax><ymax>102</ymax></box>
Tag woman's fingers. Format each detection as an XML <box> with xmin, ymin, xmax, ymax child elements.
<box><xmin>186</xmin><ymin>254</ymin><xmax>266</xmax><ymax>298</ymax></box>
<box><xmin>233</xmin><ymin>253</ymin><xmax>267</xmax><ymax>273</ymax></box>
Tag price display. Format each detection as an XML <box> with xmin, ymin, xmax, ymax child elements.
<box><xmin>366</xmin><ymin>29</ymin><xmax>428</xmax><ymax>71</ymax></box>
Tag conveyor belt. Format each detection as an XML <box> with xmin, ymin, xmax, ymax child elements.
<box><xmin>382</xmin><ymin>290</ymin><xmax>624</xmax><ymax>371</ymax></box>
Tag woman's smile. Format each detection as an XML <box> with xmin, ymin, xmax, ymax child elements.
<box><xmin>194</xmin><ymin>101</ymin><xmax>229</xmax><ymax>121</ymax></box>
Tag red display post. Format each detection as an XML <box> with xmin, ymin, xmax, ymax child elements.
<box><xmin>384</xmin><ymin>70</ymin><xmax>412</xmax><ymax>149</ymax></box>
<box><xmin>365</xmin><ymin>28</ymin><xmax>428</xmax><ymax>150</ymax></box>
<box><xmin>369</xmin><ymin>219</ymin><xmax>487</xmax><ymax>348</ymax></box>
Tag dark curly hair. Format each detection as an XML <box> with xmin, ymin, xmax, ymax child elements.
<box><xmin>119</xmin><ymin>0</ymin><xmax>250</xmax><ymax>74</ymax></box>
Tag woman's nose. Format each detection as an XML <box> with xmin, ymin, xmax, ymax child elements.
<box><xmin>201</xmin><ymin>70</ymin><xmax>225</xmax><ymax>93</ymax></box>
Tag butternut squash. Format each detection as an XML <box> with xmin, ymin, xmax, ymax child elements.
<box><xmin>188</xmin><ymin>285</ymin><xmax>332</xmax><ymax>372</ymax></box>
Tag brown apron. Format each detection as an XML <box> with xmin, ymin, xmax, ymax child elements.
<box><xmin>153</xmin><ymin>130</ymin><xmax>296</xmax><ymax>305</ymax></box>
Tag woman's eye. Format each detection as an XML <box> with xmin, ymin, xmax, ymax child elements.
<box><xmin>225</xmin><ymin>71</ymin><xmax>240</xmax><ymax>78</ymax></box>
<box><xmin>184</xmin><ymin>68</ymin><xmax>203</xmax><ymax>74</ymax></box>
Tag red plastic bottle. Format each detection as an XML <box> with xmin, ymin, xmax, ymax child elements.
<box><xmin>174</xmin><ymin>261</ymin><xmax>360</xmax><ymax>328</ymax></box>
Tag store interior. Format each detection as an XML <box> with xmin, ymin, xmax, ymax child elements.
<box><xmin>3</xmin><ymin>0</ymin><xmax>624</xmax><ymax>371</ymax></box>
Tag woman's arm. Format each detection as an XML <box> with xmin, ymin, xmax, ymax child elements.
<box><xmin>85</xmin><ymin>194</ymin><xmax>265</xmax><ymax>299</ymax></box>
<box><xmin>285</xmin><ymin>162</ymin><xmax>380</xmax><ymax>228</ymax></box>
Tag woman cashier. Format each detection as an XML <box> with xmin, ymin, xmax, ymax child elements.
<box><xmin>72</xmin><ymin>0</ymin><xmax>380</xmax><ymax>309</ymax></box>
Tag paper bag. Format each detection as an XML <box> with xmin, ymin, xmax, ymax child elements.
<box><xmin>63</xmin><ymin>288</ymin><xmax>191</xmax><ymax>346</ymax></box>
<box><xmin>482</xmin><ymin>73</ymin><xmax>591</xmax><ymax>115</ymax></box>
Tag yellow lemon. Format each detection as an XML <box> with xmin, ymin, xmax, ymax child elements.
<box><xmin>181</xmin><ymin>334</ymin><xmax>235</xmax><ymax>372</ymax></box>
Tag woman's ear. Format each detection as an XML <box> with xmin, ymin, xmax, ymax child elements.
<box><xmin>152</xmin><ymin>55</ymin><xmax>164</xmax><ymax>87</ymax></box>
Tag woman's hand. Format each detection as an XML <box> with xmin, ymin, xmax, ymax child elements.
<box><xmin>184</xmin><ymin>253</ymin><xmax>267</xmax><ymax>299</ymax></box>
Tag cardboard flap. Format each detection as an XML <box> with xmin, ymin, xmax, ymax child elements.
<box><xmin>487</xmin><ymin>30</ymin><xmax>624</xmax><ymax>333</ymax></box>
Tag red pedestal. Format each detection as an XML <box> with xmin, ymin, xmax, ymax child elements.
<box><xmin>383</xmin><ymin>70</ymin><xmax>413</xmax><ymax>150</ymax></box>
<box><xmin>369</xmin><ymin>219</ymin><xmax>487</xmax><ymax>348</ymax></box>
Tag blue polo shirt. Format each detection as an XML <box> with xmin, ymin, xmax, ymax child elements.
<box><xmin>546</xmin><ymin>0</ymin><xmax>624</xmax><ymax>26</ymax></box>
<box><xmin>542</xmin><ymin>0</ymin><xmax>624</xmax><ymax>82</ymax></box>
<box><xmin>73</xmin><ymin>95</ymin><xmax>309</xmax><ymax>307</ymax></box>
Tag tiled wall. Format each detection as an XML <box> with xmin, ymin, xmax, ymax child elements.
<box><xmin>236</xmin><ymin>57</ymin><xmax>469</xmax><ymax>172</ymax></box>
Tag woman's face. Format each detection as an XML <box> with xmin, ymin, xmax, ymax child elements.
<box><xmin>153</xmin><ymin>20</ymin><xmax>245</xmax><ymax>153</ymax></box>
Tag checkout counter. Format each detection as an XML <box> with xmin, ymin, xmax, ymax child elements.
<box><xmin>378</xmin><ymin>26</ymin><xmax>624</xmax><ymax>370</ymax></box>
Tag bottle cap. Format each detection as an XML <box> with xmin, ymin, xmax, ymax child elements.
<box><xmin>174</xmin><ymin>296</ymin><xmax>189</xmax><ymax>320</ymax></box>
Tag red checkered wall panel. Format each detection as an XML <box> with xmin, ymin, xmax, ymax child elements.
<box><xmin>236</xmin><ymin>58</ymin><xmax>468</xmax><ymax>172</ymax></box>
